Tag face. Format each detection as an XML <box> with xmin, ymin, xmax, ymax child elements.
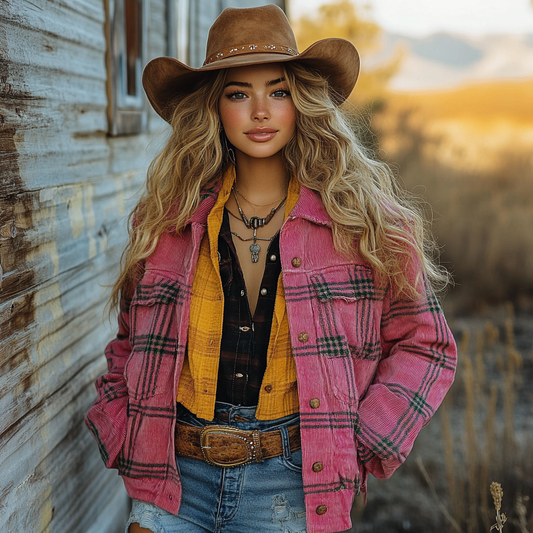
<box><xmin>218</xmin><ymin>64</ymin><xmax>296</xmax><ymax>162</ymax></box>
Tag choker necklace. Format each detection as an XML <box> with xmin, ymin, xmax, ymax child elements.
<box><xmin>232</xmin><ymin>187</ymin><xmax>286</xmax><ymax>229</ymax></box>
<box><xmin>235</xmin><ymin>186</ymin><xmax>285</xmax><ymax>209</ymax></box>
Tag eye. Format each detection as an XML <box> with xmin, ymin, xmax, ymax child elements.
<box><xmin>272</xmin><ymin>89</ymin><xmax>291</xmax><ymax>98</ymax></box>
<box><xmin>226</xmin><ymin>91</ymin><xmax>247</xmax><ymax>100</ymax></box>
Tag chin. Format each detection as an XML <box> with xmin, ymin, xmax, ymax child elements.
<box><xmin>236</xmin><ymin>146</ymin><xmax>285</xmax><ymax>161</ymax></box>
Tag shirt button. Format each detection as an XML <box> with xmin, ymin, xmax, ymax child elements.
<box><xmin>298</xmin><ymin>332</ymin><xmax>309</xmax><ymax>343</ymax></box>
<box><xmin>316</xmin><ymin>505</ymin><xmax>328</xmax><ymax>515</ymax></box>
<box><xmin>239</xmin><ymin>326</ymin><xmax>251</xmax><ymax>332</ymax></box>
<box><xmin>260</xmin><ymin>288</ymin><xmax>268</xmax><ymax>296</ymax></box>
<box><xmin>240</xmin><ymin>289</ymin><xmax>245</xmax><ymax>297</ymax></box>
<box><xmin>264</xmin><ymin>384</ymin><xmax>273</xmax><ymax>393</ymax></box>
<box><xmin>291</xmin><ymin>257</ymin><xmax>302</xmax><ymax>268</ymax></box>
<box><xmin>309</xmin><ymin>398</ymin><xmax>320</xmax><ymax>409</ymax></box>
<box><xmin>235</xmin><ymin>373</ymin><xmax>244</xmax><ymax>378</ymax></box>
<box><xmin>270</xmin><ymin>254</ymin><xmax>277</xmax><ymax>262</ymax></box>
<box><xmin>312</xmin><ymin>462</ymin><xmax>324</xmax><ymax>472</ymax></box>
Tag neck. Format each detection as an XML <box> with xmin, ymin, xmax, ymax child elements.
<box><xmin>233</xmin><ymin>151</ymin><xmax>289</xmax><ymax>204</ymax></box>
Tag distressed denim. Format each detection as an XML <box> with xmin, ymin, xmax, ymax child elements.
<box><xmin>125</xmin><ymin>402</ymin><xmax>307</xmax><ymax>533</ymax></box>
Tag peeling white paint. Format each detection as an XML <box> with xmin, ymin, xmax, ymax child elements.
<box><xmin>68</xmin><ymin>187</ymin><xmax>84</xmax><ymax>239</ymax></box>
<box><xmin>83</xmin><ymin>183</ymin><xmax>98</xmax><ymax>258</ymax></box>
<box><xmin>113</xmin><ymin>175</ymin><xmax>127</xmax><ymax>216</ymax></box>
<box><xmin>35</xmin><ymin>281</ymin><xmax>65</xmax><ymax>361</ymax></box>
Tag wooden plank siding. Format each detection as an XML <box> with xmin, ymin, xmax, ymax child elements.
<box><xmin>0</xmin><ymin>1</ymin><xmax>285</xmax><ymax>532</ymax></box>
<box><xmin>0</xmin><ymin>1</ymin><xmax>167</xmax><ymax>531</ymax></box>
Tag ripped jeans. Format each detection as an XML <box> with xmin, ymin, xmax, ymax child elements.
<box><xmin>126</xmin><ymin>402</ymin><xmax>306</xmax><ymax>533</ymax></box>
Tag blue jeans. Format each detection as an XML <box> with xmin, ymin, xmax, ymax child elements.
<box><xmin>125</xmin><ymin>402</ymin><xmax>306</xmax><ymax>533</ymax></box>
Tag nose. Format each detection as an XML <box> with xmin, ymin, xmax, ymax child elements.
<box><xmin>251</xmin><ymin>96</ymin><xmax>270</xmax><ymax>122</ymax></box>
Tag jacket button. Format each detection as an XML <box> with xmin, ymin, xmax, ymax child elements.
<box><xmin>264</xmin><ymin>384</ymin><xmax>273</xmax><ymax>393</ymax></box>
<box><xmin>316</xmin><ymin>505</ymin><xmax>328</xmax><ymax>515</ymax></box>
<box><xmin>298</xmin><ymin>332</ymin><xmax>309</xmax><ymax>343</ymax></box>
<box><xmin>312</xmin><ymin>462</ymin><xmax>324</xmax><ymax>472</ymax></box>
<box><xmin>309</xmin><ymin>398</ymin><xmax>320</xmax><ymax>409</ymax></box>
<box><xmin>291</xmin><ymin>257</ymin><xmax>302</xmax><ymax>267</ymax></box>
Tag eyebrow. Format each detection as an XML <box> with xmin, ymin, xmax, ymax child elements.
<box><xmin>223</xmin><ymin>77</ymin><xmax>286</xmax><ymax>89</ymax></box>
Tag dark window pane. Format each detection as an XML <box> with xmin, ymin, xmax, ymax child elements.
<box><xmin>125</xmin><ymin>0</ymin><xmax>141</xmax><ymax>96</ymax></box>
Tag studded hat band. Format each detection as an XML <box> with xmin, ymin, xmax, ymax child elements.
<box><xmin>143</xmin><ymin>5</ymin><xmax>360</xmax><ymax>121</ymax></box>
<box><xmin>204</xmin><ymin>43</ymin><xmax>298</xmax><ymax>66</ymax></box>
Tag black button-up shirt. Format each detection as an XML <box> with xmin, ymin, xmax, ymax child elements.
<box><xmin>216</xmin><ymin>209</ymin><xmax>281</xmax><ymax>406</ymax></box>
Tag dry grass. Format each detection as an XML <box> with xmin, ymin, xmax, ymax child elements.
<box><xmin>346</xmin><ymin>80</ymin><xmax>532</xmax><ymax>533</ymax></box>
<box><xmin>490</xmin><ymin>482</ymin><xmax>507</xmax><ymax>532</ymax></box>
<box><xmin>368</xmin><ymin>79</ymin><xmax>533</xmax><ymax>311</ymax></box>
<box><xmin>437</xmin><ymin>304</ymin><xmax>533</xmax><ymax>533</ymax></box>
<box><xmin>348</xmin><ymin>302</ymin><xmax>533</xmax><ymax>533</ymax></box>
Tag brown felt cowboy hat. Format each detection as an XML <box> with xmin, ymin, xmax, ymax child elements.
<box><xmin>142</xmin><ymin>4</ymin><xmax>360</xmax><ymax>122</ymax></box>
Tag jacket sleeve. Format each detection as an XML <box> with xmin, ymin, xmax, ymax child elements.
<box><xmin>85</xmin><ymin>294</ymin><xmax>132</xmax><ymax>469</ymax></box>
<box><xmin>354</xmin><ymin>275</ymin><xmax>457</xmax><ymax>479</ymax></box>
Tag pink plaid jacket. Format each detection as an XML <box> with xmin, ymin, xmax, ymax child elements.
<box><xmin>86</xmin><ymin>182</ymin><xmax>456</xmax><ymax>533</ymax></box>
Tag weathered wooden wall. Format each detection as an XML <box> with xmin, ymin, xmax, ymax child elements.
<box><xmin>0</xmin><ymin>1</ymin><xmax>168</xmax><ymax>531</ymax></box>
<box><xmin>0</xmin><ymin>1</ymin><xmax>285</xmax><ymax>532</ymax></box>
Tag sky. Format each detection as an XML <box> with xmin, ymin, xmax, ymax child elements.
<box><xmin>288</xmin><ymin>0</ymin><xmax>533</xmax><ymax>37</ymax></box>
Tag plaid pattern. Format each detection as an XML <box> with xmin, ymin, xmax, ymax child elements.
<box><xmin>177</xmin><ymin>168</ymin><xmax>301</xmax><ymax>421</ymax></box>
<box><xmin>215</xmin><ymin>209</ymin><xmax>281</xmax><ymax>406</ymax></box>
<box><xmin>310</xmin><ymin>266</ymin><xmax>376</xmax><ymax>302</ymax></box>
<box><xmin>85</xmin><ymin>174</ymin><xmax>457</xmax><ymax>533</ymax></box>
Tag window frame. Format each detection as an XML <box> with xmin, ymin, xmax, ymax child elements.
<box><xmin>167</xmin><ymin>0</ymin><xmax>190</xmax><ymax>62</ymax></box>
<box><xmin>106</xmin><ymin>0</ymin><xmax>148</xmax><ymax>136</ymax></box>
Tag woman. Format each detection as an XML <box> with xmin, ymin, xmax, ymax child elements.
<box><xmin>86</xmin><ymin>5</ymin><xmax>457</xmax><ymax>533</ymax></box>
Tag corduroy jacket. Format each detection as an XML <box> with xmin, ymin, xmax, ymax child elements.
<box><xmin>85</xmin><ymin>181</ymin><xmax>457</xmax><ymax>533</ymax></box>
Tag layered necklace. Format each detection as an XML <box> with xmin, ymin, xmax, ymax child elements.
<box><xmin>228</xmin><ymin>185</ymin><xmax>286</xmax><ymax>263</ymax></box>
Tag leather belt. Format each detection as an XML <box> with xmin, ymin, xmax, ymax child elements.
<box><xmin>175</xmin><ymin>422</ymin><xmax>301</xmax><ymax>468</ymax></box>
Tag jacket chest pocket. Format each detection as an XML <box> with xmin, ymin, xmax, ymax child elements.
<box><xmin>310</xmin><ymin>265</ymin><xmax>381</xmax><ymax>404</ymax></box>
<box><xmin>125</xmin><ymin>281</ymin><xmax>181</xmax><ymax>400</ymax></box>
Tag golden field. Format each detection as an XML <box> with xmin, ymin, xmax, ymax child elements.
<box><xmin>349</xmin><ymin>80</ymin><xmax>533</xmax><ymax>533</ymax></box>
<box><xmin>370</xmin><ymin>78</ymin><xmax>533</xmax><ymax>311</ymax></box>
<box><xmin>383</xmin><ymin>79</ymin><xmax>533</xmax><ymax>124</ymax></box>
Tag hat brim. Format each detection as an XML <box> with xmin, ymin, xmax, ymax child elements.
<box><xmin>143</xmin><ymin>38</ymin><xmax>360</xmax><ymax>122</ymax></box>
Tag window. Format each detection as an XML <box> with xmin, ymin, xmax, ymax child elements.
<box><xmin>167</xmin><ymin>0</ymin><xmax>190</xmax><ymax>62</ymax></box>
<box><xmin>106</xmin><ymin>0</ymin><xmax>147</xmax><ymax>135</ymax></box>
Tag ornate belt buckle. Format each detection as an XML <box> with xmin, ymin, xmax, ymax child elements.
<box><xmin>200</xmin><ymin>425</ymin><xmax>262</xmax><ymax>467</ymax></box>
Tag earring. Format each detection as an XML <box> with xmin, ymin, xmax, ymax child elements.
<box><xmin>222</xmin><ymin>132</ymin><xmax>236</xmax><ymax>165</ymax></box>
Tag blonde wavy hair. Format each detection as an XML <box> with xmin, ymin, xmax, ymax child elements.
<box><xmin>109</xmin><ymin>63</ymin><xmax>449</xmax><ymax>311</ymax></box>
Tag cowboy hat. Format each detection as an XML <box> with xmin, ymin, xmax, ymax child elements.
<box><xmin>142</xmin><ymin>4</ymin><xmax>360</xmax><ymax>121</ymax></box>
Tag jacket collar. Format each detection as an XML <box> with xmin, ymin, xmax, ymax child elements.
<box><xmin>189</xmin><ymin>169</ymin><xmax>228</xmax><ymax>225</ymax></box>
<box><xmin>288</xmin><ymin>185</ymin><xmax>331</xmax><ymax>227</ymax></box>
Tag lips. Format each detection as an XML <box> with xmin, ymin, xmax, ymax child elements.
<box><xmin>244</xmin><ymin>127</ymin><xmax>278</xmax><ymax>142</ymax></box>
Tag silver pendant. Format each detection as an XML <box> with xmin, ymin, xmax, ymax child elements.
<box><xmin>250</xmin><ymin>243</ymin><xmax>260</xmax><ymax>263</ymax></box>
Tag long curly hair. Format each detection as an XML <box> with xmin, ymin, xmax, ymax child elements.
<box><xmin>109</xmin><ymin>63</ymin><xmax>449</xmax><ymax>311</ymax></box>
